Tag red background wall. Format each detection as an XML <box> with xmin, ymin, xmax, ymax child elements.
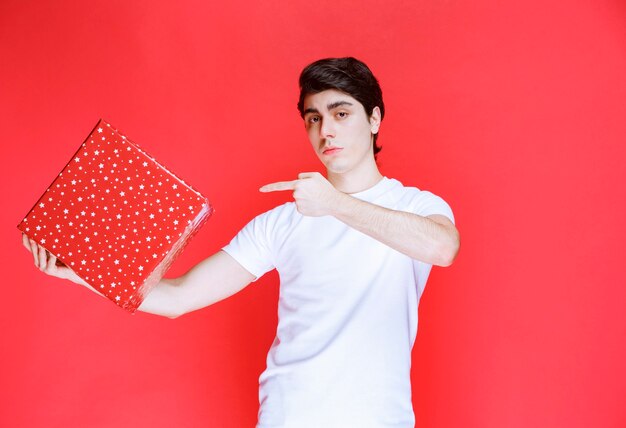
<box><xmin>1</xmin><ymin>1</ymin><xmax>624</xmax><ymax>427</ymax></box>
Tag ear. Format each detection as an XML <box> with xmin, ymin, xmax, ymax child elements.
<box><xmin>369</xmin><ymin>106</ymin><xmax>382</xmax><ymax>134</ymax></box>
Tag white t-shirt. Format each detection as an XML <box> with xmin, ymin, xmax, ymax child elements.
<box><xmin>222</xmin><ymin>177</ymin><xmax>455</xmax><ymax>428</ymax></box>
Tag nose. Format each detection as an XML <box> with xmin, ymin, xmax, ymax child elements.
<box><xmin>319</xmin><ymin>117</ymin><xmax>335</xmax><ymax>141</ymax></box>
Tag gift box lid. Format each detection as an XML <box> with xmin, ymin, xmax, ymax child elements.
<box><xmin>18</xmin><ymin>119</ymin><xmax>213</xmax><ymax>313</ymax></box>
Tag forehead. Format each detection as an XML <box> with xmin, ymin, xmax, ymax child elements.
<box><xmin>303</xmin><ymin>89</ymin><xmax>363</xmax><ymax>111</ymax></box>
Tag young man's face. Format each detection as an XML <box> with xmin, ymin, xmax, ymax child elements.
<box><xmin>302</xmin><ymin>89</ymin><xmax>381</xmax><ymax>175</ymax></box>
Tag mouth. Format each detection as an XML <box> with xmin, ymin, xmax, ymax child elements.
<box><xmin>322</xmin><ymin>147</ymin><xmax>343</xmax><ymax>156</ymax></box>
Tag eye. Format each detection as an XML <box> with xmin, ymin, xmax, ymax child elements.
<box><xmin>307</xmin><ymin>115</ymin><xmax>320</xmax><ymax>124</ymax></box>
<box><xmin>336</xmin><ymin>111</ymin><xmax>349</xmax><ymax>119</ymax></box>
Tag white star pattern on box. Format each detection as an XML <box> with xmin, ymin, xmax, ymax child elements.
<box><xmin>18</xmin><ymin>119</ymin><xmax>213</xmax><ymax>312</ymax></box>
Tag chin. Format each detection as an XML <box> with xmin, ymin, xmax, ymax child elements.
<box><xmin>318</xmin><ymin>156</ymin><xmax>343</xmax><ymax>170</ymax></box>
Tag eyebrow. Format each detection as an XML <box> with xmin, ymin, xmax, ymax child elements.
<box><xmin>327</xmin><ymin>100</ymin><xmax>353</xmax><ymax>110</ymax></box>
<box><xmin>303</xmin><ymin>100</ymin><xmax>354</xmax><ymax>115</ymax></box>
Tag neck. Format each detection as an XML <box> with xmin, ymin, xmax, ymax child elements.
<box><xmin>327</xmin><ymin>159</ymin><xmax>383</xmax><ymax>194</ymax></box>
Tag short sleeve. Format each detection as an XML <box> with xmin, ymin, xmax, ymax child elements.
<box><xmin>406</xmin><ymin>190</ymin><xmax>455</xmax><ymax>225</ymax></box>
<box><xmin>400</xmin><ymin>188</ymin><xmax>455</xmax><ymax>299</ymax></box>
<box><xmin>222</xmin><ymin>210</ymin><xmax>276</xmax><ymax>280</ymax></box>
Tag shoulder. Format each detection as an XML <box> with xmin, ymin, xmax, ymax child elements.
<box><xmin>386</xmin><ymin>178</ymin><xmax>455</xmax><ymax>224</ymax></box>
<box><xmin>257</xmin><ymin>201</ymin><xmax>298</xmax><ymax>221</ymax></box>
<box><xmin>381</xmin><ymin>177</ymin><xmax>429</xmax><ymax>202</ymax></box>
<box><xmin>226</xmin><ymin>202</ymin><xmax>298</xmax><ymax>253</ymax></box>
<box><xmin>243</xmin><ymin>201</ymin><xmax>300</xmax><ymax>232</ymax></box>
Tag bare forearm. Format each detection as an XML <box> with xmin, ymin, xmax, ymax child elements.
<box><xmin>331</xmin><ymin>193</ymin><xmax>459</xmax><ymax>266</ymax></box>
<box><xmin>137</xmin><ymin>251</ymin><xmax>255</xmax><ymax>318</ymax></box>
<box><xmin>136</xmin><ymin>277</ymin><xmax>185</xmax><ymax>318</ymax></box>
<box><xmin>259</xmin><ymin>172</ymin><xmax>459</xmax><ymax>266</ymax></box>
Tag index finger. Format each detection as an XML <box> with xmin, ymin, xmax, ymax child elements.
<box><xmin>259</xmin><ymin>180</ymin><xmax>298</xmax><ymax>193</ymax></box>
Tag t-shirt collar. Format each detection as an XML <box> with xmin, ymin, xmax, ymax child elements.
<box><xmin>348</xmin><ymin>176</ymin><xmax>394</xmax><ymax>202</ymax></box>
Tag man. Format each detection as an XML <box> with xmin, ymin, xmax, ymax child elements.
<box><xmin>24</xmin><ymin>57</ymin><xmax>460</xmax><ymax>427</ymax></box>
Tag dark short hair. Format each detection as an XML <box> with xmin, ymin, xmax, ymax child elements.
<box><xmin>297</xmin><ymin>57</ymin><xmax>385</xmax><ymax>156</ymax></box>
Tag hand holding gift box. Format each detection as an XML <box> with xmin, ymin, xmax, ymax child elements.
<box><xmin>19</xmin><ymin>119</ymin><xmax>213</xmax><ymax>313</ymax></box>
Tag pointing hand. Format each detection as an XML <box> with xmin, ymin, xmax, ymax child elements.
<box><xmin>260</xmin><ymin>172</ymin><xmax>342</xmax><ymax>217</ymax></box>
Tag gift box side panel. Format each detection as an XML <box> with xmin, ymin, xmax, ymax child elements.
<box><xmin>100</xmin><ymin>120</ymin><xmax>210</xmax><ymax>204</ymax></box>
<box><xmin>96</xmin><ymin>121</ymin><xmax>214</xmax><ymax>312</ymax></box>
<box><xmin>17</xmin><ymin>119</ymin><xmax>106</xmax><ymax>236</ymax></box>
<box><xmin>126</xmin><ymin>200</ymin><xmax>213</xmax><ymax>312</ymax></box>
<box><xmin>16</xmin><ymin>120</ymin><xmax>109</xmax><ymax>298</ymax></box>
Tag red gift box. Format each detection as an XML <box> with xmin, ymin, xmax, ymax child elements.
<box><xmin>18</xmin><ymin>119</ymin><xmax>213</xmax><ymax>313</ymax></box>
